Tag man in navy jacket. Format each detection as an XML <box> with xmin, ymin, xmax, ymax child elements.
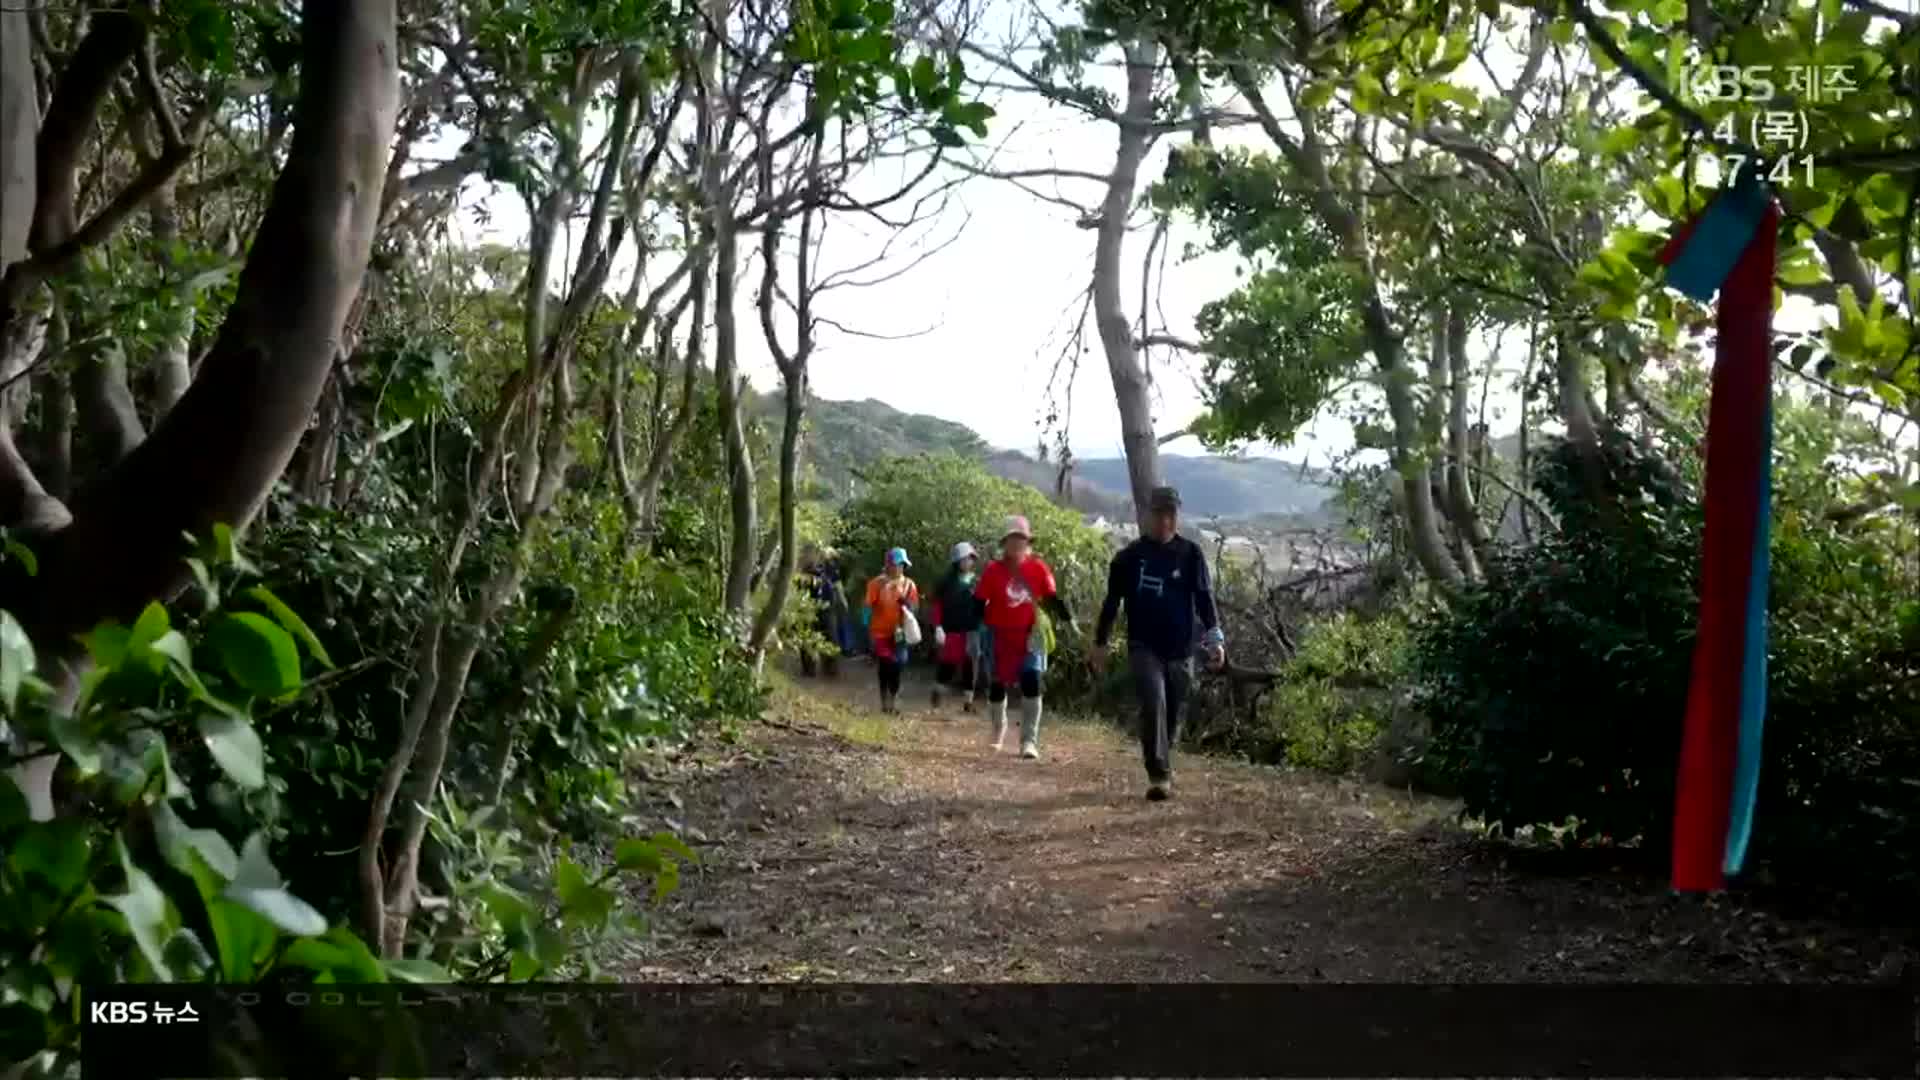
<box><xmin>1092</xmin><ymin>487</ymin><xmax>1226</xmax><ymax>801</ymax></box>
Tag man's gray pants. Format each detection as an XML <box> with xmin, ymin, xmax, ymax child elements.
<box><xmin>1129</xmin><ymin>645</ymin><xmax>1192</xmax><ymax>783</ymax></box>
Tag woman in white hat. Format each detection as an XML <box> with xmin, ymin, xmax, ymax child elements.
<box><xmin>929</xmin><ymin>541</ymin><xmax>984</xmax><ymax>712</ymax></box>
<box><xmin>973</xmin><ymin>515</ymin><xmax>1079</xmax><ymax>758</ymax></box>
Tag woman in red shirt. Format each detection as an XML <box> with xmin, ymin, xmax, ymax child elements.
<box><xmin>974</xmin><ymin>515</ymin><xmax>1079</xmax><ymax>759</ymax></box>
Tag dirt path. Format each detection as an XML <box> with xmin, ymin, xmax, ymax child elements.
<box><xmin>618</xmin><ymin>662</ymin><xmax>1912</xmax><ymax>983</ymax></box>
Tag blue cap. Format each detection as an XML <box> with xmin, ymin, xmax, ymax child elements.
<box><xmin>887</xmin><ymin>547</ymin><xmax>911</xmax><ymax>567</ymax></box>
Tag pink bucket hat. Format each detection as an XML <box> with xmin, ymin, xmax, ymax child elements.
<box><xmin>1002</xmin><ymin>515</ymin><xmax>1032</xmax><ymax>540</ymax></box>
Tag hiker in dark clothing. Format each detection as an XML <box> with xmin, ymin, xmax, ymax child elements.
<box><xmin>798</xmin><ymin>551</ymin><xmax>847</xmax><ymax>678</ymax></box>
<box><xmin>1091</xmin><ymin>486</ymin><xmax>1226</xmax><ymax>801</ymax></box>
<box><xmin>929</xmin><ymin>541</ymin><xmax>985</xmax><ymax>712</ymax></box>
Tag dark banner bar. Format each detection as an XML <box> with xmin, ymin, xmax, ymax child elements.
<box><xmin>80</xmin><ymin>981</ymin><xmax>1913</xmax><ymax>1079</ymax></box>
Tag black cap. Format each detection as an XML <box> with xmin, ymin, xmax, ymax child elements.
<box><xmin>1148</xmin><ymin>486</ymin><xmax>1181</xmax><ymax>511</ymax></box>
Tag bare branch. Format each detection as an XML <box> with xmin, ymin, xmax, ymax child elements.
<box><xmin>815</xmin><ymin>314</ymin><xmax>938</xmax><ymax>340</ymax></box>
<box><xmin>134</xmin><ymin>33</ymin><xmax>183</xmax><ymax>150</ymax></box>
<box><xmin>815</xmin><ymin>211</ymin><xmax>970</xmax><ymax>293</ymax></box>
<box><xmin>948</xmin><ymin>160</ymin><xmax>1111</xmax><ymax>185</ymax></box>
<box><xmin>1135</xmin><ymin>331</ymin><xmax>1208</xmax><ymax>354</ymax></box>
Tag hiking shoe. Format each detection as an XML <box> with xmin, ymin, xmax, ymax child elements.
<box><xmin>1020</xmin><ymin>742</ymin><xmax>1039</xmax><ymax>760</ymax></box>
<box><xmin>1146</xmin><ymin>780</ymin><xmax>1171</xmax><ymax>801</ymax></box>
<box><xmin>931</xmin><ymin>689</ymin><xmax>943</xmax><ymax>710</ymax></box>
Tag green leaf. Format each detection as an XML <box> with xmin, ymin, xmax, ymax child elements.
<box><xmin>49</xmin><ymin>712</ymin><xmax>102</xmax><ymax>774</ymax></box>
<box><xmin>152</xmin><ymin>801</ymin><xmax>240</xmax><ymax>884</ymax></box>
<box><xmin>947</xmin><ymin>100</ymin><xmax>994</xmax><ymax>138</ymax></box>
<box><xmin>184</xmin><ymin>557</ymin><xmax>216</xmax><ymax>602</ymax></box>
<box><xmin>280</xmin><ymin>926</ymin><xmax>386</xmax><ymax>980</ymax></box>
<box><xmin>105</xmin><ymin>840</ymin><xmax>176</xmax><ymax>979</ymax></box>
<box><xmin>554</xmin><ymin>859</ymin><xmax>615</xmax><ymax>926</ymax></box>
<box><xmin>245</xmin><ymin>586</ymin><xmax>334</xmax><ymax>668</ymax></box>
<box><xmin>162</xmin><ymin>926</ymin><xmax>215</xmax><ymax>977</ymax></box>
<box><xmin>127</xmin><ymin>602</ymin><xmax>171</xmax><ymax>662</ymax></box>
<box><xmin>198</xmin><ymin>713</ymin><xmax>266</xmax><ymax>789</ymax></box>
<box><xmin>0</xmin><ymin>610</ymin><xmax>34</xmax><ymax>711</ymax></box>
<box><xmin>81</xmin><ymin>622</ymin><xmax>130</xmax><ymax>670</ymax></box>
<box><xmin>614</xmin><ymin>838</ymin><xmax>662</xmax><ymax>872</ymax></box>
<box><xmin>649</xmin><ymin>831</ymin><xmax>700</xmax><ymax>864</ymax></box>
<box><xmin>1297</xmin><ymin>81</ymin><xmax>1336</xmax><ymax>111</ymax></box>
<box><xmin>133</xmin><ymin>729</ymin><xmax>188</xmax><ymax>799</ymax></box>
<box><xmin>2</xmin><ymin>538</ymin><xmax>36</xmax><ymax>576</ymax></box>
<box><xmin>222</xmin><ymin>833</ymin><xmax>327</xmax><ymax>937</ymax></box>
<box><xmin>210</xmin><ymin>522</ymin><xmax>238</xmax><ymax>566</ymax></box>
<box><xmin>207</xmin><ymin>611</ymin><xmax>302</xmax><ymax>698</ymax></box>
<box><xmin>383</xmin><ymin>957</ymin><xmax>453</xmax><ymax>983</ymax></box>
<box><xmin>1353</xmin><ymin>71</ymin><xmax>1385</xmax><ymax>108</ymax></box>
<box><xmin>0</xmin><ymin>773</ymin><xmax>27</xmax><ymax>830</ymax></box>
<box><xmin>1548</xmin><ymin>20</ymin><xmax>1575</xmax><ymax>46</ymax></box>
<box><xmin>10</xmin><ymin>819</ymin><xmax>90</xmax><ymax>891</ymax></box>
<box><xmin>910</xmin><ymin>54</ymin><xmax>938</xmax><ymax>97</ymax></box>
<box><xmin>279</xmin><ymin>937</ymin><xmax>352</xmax><ymax>974</ymax></box>
<box><xmin>0</xmin><ymin>1002</ymin><xmax>48</xmax><ymax>1064</ymax></box>
<box><xmin>555</xmin><ymin>858</ymin><xmax>590</xmax><ymax>904</ymax></box>
<box><xmin>480</xmin><ymin>884</ymin><xmax>537</xmax><ymax>946</ymax></box>
<box><xmin>1599</xmin><ymin>124</ymin><xmax>1642</xmax><ymax>155</ymax></box>
<box><xmin>1776</xmin><ymin>257</ymin><xmax>1827</xmax><ymax>287</ymax></box>
<box><xmin>206</xmin><ymin>897</ymin><xmax>274</xmax><ymax>980</ymax></box>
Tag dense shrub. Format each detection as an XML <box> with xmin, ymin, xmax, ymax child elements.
<box><xmin>1175</xmin><ymin>607</ymin><xmax>1412</xmax><ymax>771</ymax></box>
<box><xmin>243</xmin><ymin>479</ymin><xmax>757</xmax><ymax>928</ymax></box>
<box><xmin>1267</xmin><ymin>612</ymin><xmax>1412</xmax><ymax>771</ymax></box>
<box><xmin>1415</xmin><ymin>423</ymin><xmax>1920</xmax><ymax>894</ymax></box>
<box><xmin>0</xmin><ymin>516</ymin><xmax>715</xmax><ymax>1073</ymax></box>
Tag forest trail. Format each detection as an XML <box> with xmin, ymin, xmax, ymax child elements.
<box><xmin>620</xmin><ymin>662</ymin><xmax>1912</xmax><ymax>984</ymax></box>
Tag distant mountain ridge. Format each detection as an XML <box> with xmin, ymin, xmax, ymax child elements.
<box><xmin>757</xmin><ymin>392</ymin><xmax>1338</xmax><ymax>523</ymax></box>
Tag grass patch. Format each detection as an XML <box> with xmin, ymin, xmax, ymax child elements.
<box><xmin>836</xmin><ymin>711</ymin><xmax>896</xmax><ymax>747</ymax></box>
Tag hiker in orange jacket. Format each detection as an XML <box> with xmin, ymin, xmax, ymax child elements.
<box><xmin>862</xmin><ymin>547</ymin><xmax>921</xmax><ymax>715</ymax></box>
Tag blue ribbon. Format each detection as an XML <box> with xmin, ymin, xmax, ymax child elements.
<box><xmin>1665</xmin><ymin>167</ymin><xmax>1773</xmax><ymax>302</ymax></box>
<box><xmin>1724</xmin><ymin>395</ymin><xmax>1773</xmax><ymax>876</ymax></box>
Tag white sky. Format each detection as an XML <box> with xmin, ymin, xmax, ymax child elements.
<box><xmin>426</xmin><ymin>3</ymin><xmax>1903</xmax><ymax>472</ymax></box>
<box><xmin>435</xmin><ymin>23</ymin><xmax>1350</xmax><ymax>465</ymax></box>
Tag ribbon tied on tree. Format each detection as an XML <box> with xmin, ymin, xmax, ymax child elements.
<box><xmin>1656</xmin><ymin>163</ymin><xmax>1779</xmax><ymax>893</ymax></box>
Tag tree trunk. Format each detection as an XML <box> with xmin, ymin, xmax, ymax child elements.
<box><xmin>3</xmin><ymin>0</ymin><xmax>401</xmax><ymax>826</ymax></box>
<box><xmin>0</xmin><ymin>305</ymin><xmax>65</xmax><ymax>535</ymax></box>
<box><xmin>1517</xmin><ymin>320</ymin><xmax>1538</xmax><ymax>543</ymax></box>
<box><xmin>701</xmin><ymin>21</ymin><xmax>754</xmax><ymax>617</ymax></box>
<box><xmin>1379</xmin><ymin>324</ymin><xmax>1466</xmax><ymax>592</ymax></box>
<box><xmin>35</xmin><ymin>369</ymin><xmax>73</xmax><ymax>503</ymax></box>
<box><xmin>148</xmin><ymin>183</ymin><xmax>194</xmax><ymax>414</ymax></box>
<box><xmin>1095</xmin><ymin>37</ymin><xmax>1164</xmax><ymax>535</ymax></box>
<box><xmin>72</xmin><ymin>340</ymin><xmax>146</xmax><ymax>467</ymax></box>
<box><xmin>1554</xmin><ymin>330</ymin><xmax>1611</xmax><ymax>505</ymax></box>
<box><xmin>1441</xmin><ymin>308</ymin><xmax>1491</xmax><ymax>574</ymax></box>
<box><xmin>0</xmin><ymin>0</ymin><xmax>32</xmax><ymax>272</ymax></box>
<box><xmin>635</xmin><ymin>279</ymin><xmax>704</xmax><ymax>536</ymax></box>
<box><xmin>747</xmin><ymin>372</ymin><xmax>802</xmax><ymax>658</ymax></box>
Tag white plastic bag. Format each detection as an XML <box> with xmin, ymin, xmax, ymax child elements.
<box><xmin>898</xmin><ymin>606</ymin><xmax>923</xmax><ymax>646</ymax></box>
